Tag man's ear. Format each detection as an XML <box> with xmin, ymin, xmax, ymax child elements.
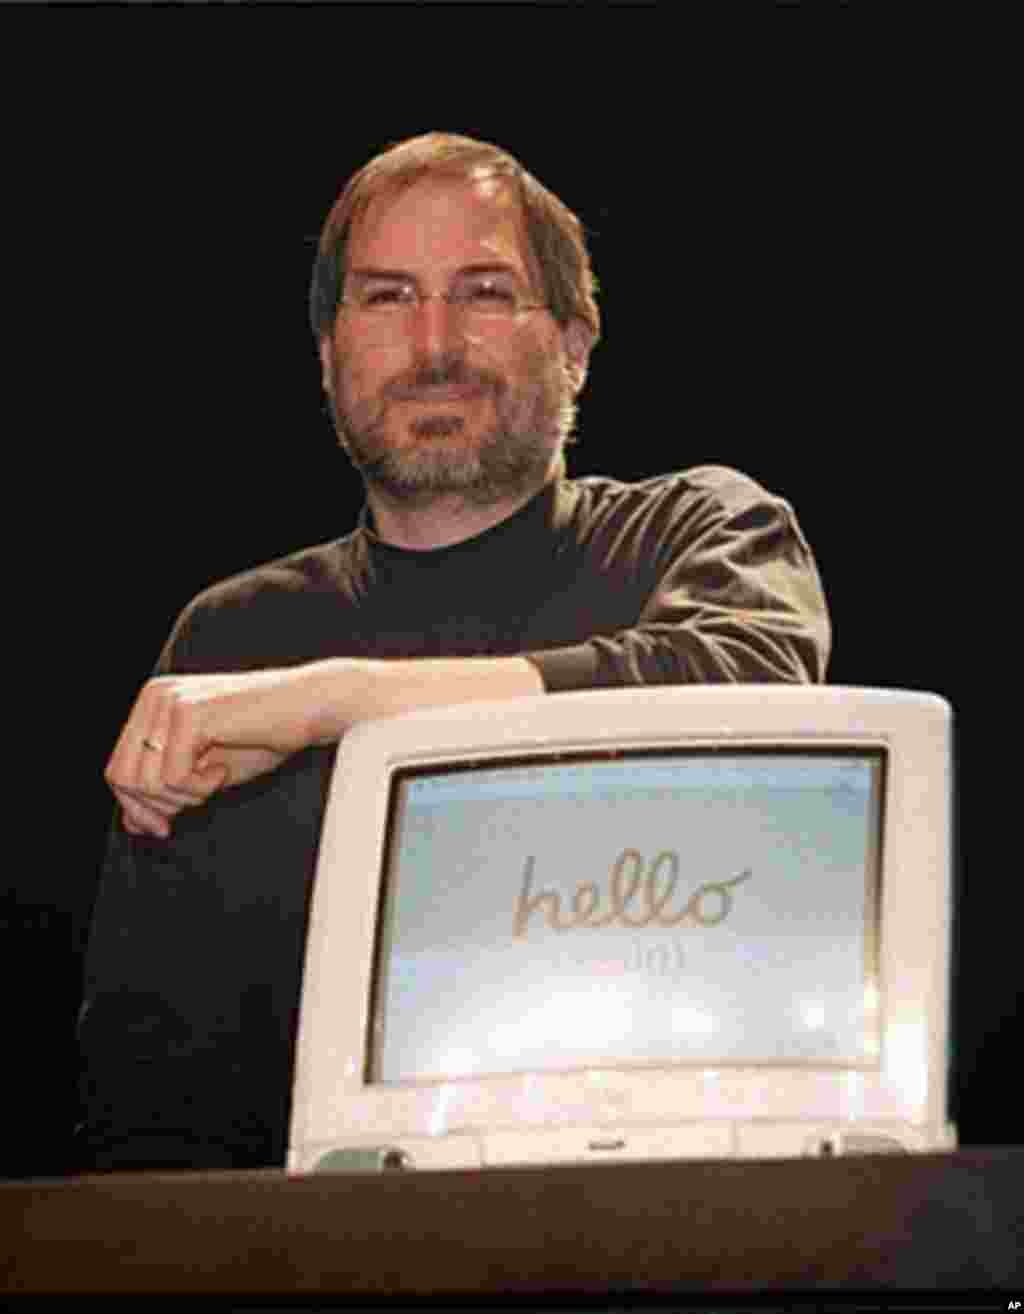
<box><xmin>319</xmin><ymin>337</ymin><xmax>334</xmax><ymax>396</ymax></box>
<box><xmin>562</xmin><ymin>318</ymin><xmax>596</xmax><ymax>395</ymax></box>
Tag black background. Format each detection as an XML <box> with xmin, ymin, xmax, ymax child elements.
<box><xmin>3</xmin><ymin>6</ymin><xmax>1008</xmax><ymax>1181</ymax></box>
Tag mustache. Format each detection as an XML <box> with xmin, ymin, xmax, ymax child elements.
<box><xmin>386</xmin><ymin>361</ymin><xmax>501</xmax><ymax>401</ymax></box>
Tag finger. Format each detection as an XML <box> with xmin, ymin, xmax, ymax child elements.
<box><xmin>106</xmin><ymin>678</ymin><xmax>172</xmax><ymax>798</ymax></box>
<box><xmin>191</xmin><ymin>746</ymin><xmax>232</xmax><ymax>792</ymax></box>
<box><xmin>165</xmin><ymin>785</ymin><xmax>211</xmax><ymax>807</ymax></box>
<box><xmin>113</xmin><ymin>785</ymin><xmax>196</xmax><ymax>819</ymax></box>
<box><xmin>128</xmin><ymin>777</ymin><xmax>213</xmax><ymax>813</ymax></box>
<box><xmin>105</xmin><ymin>684</ymin><xmax>156</xmax><ymax>790</ymax></box>
<box><xmin>137</xmin><ymin>686</ymin><xmax>179</xmax><ymax>799</ymax></box>
<box><xmin>119</xmin><ymin>794</ymin><xmax>171</xmax><ymax>839</ymax></box>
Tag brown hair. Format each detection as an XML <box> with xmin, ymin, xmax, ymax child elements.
<box><xmin>309</xmin><ymin>131</ymin><xmax>601</xmax><ymax>350</ymax></box>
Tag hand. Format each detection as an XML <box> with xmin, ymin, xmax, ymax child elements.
<box><xmin>104</xmin><ymin>654</ymin><xmax>542</xmax><ymax>839</ymax></box>
<box><xmin>105</xmin><ymin>666</ymin><xmax>336</xmax><ymax>839</ymax></box>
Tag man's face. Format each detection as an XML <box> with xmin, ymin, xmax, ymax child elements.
<box><xmin>320</xmin><ymin>176</ymin><xmax>587</xmax><ymax>508</ymax></box>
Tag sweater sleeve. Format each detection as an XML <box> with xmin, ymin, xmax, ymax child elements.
<box><xmin>522</xmin><ymin>475</ymin><xmax>831</xmax><ymax>692</ymax></box>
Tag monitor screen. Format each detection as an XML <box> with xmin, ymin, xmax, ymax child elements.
<box><xmin>369</xmin><ymin>749</ymin><xmax>884</xmax><ymax>1086</ymax></box>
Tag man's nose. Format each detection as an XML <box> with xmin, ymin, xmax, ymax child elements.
<box><xmin>406</xmin><ymin>294</ymin><xmax>466</xmax><ymax>354</ymax></box>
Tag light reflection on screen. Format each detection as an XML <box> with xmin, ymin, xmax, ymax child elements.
<box><xmin>368</xmin><ymin>752</ymin><xmax>883</xmax><ymax>1084</ymax></box>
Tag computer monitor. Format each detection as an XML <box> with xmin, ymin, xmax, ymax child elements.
<box><xmin>287</xmin><ymin>686</ymin><xmax>956</xmax><ymax>1172</ymax></box>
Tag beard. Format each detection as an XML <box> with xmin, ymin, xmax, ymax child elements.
<box><xmin>324</xmin><ymin>341</ymin><xmax>577</xmax><ymax>509</ymax></box>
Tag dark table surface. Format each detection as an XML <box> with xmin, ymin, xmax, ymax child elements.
<box><xmin>3</xmin><ymin>1148</ymin><xmax>1022</xmax><ymax>1302</ymax></box>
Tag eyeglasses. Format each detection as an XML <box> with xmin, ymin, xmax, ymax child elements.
<box><xmin>339</xmin><ymin>269</ymin><xmax>548</xmax><ymax>331</ymax></box>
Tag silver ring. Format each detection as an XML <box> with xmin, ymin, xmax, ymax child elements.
<box><xmin>142</xmin><ymin>737</ymin><xmax>164</xmax><ymax>752</ymax></box>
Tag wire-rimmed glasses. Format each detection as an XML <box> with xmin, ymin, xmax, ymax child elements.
<box><xmin>339</xmin><ymin>268</ymin><xmax>548</xmax><ymax>337</ymax></box>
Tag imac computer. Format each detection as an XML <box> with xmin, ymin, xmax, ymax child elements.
<box><xmin>287</xmin><ymin>685</ymin><xmax>956</xmax><ymax>1173</ymax></box>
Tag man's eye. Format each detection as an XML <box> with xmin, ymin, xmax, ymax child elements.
<box><xmin>365</xmin><ymin>288</ymin><xmax>407</xmax><ymax>306</ymax></box>
<box><xmin>466</xmin><ymin>282</ymin><xmax>515</xmax><ymax>304</ymax></box>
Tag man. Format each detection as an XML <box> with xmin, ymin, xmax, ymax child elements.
<box><xmin>76</xmin><ymin>132</ymin><xmax>831</xmax><ymax>1172</ymax></box>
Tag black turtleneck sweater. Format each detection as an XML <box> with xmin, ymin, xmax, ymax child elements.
<box><xmin>75</xmin><ymin>466</ymin><xmax>831</xmax><ymax>1172</ymax></box>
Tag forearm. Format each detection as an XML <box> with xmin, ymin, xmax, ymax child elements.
<box><xmin>306</xmin><ymin>655</ymin><xmax>545</xmax><ymax>745</ymax></box>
